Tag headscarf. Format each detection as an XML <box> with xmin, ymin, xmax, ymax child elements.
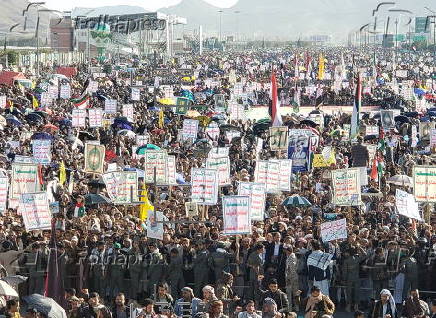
<box><xmin>380</xmin><ymin>289</ymin><xmax>396</xmax><ymax>315</ymax></box>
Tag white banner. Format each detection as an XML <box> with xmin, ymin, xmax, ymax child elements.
<box><xmin>72</xmin><ymin>109</ymin><xmax>87</xmax><ymax>127</ymax></box>
<box><xmin>237</xmin><ymin>182</ymin><xmax>265</xmax><ymax>221</ymax></box>
<box><xmin>131</xmin><ymin>88</ymin><xmax>140</xmax><ymax>101</ymax></box>
<box><xmin>167</xmin><ymin>155</ymin><xmax>177</xmax><ymax>185</ymax></box>
<box><xmin>271</xmin><ymin>159</ymin><xmax>292</xmax><ymax>191</ymax></box>
<box><xmin>320</xmin><ymin>218</ymin><xmax>347</xmax><ymax>242</ymax></box>
<box><xmin>254</xmin><ymin>160</ymin><xmax>280</xmax><ymax>193</ymax></box>
<box><xmin>396</xmin><ymin>189</ymin><xmax>421</xmax><ymax>220</ymax></box>
<box><xmin>0</xmin><ymin>177</ymin><xmax>8</xmax><ymax>214</ymax></box>
<box><xmin>182</xmin><ymin>119</ymin><xmax>199</xmax><ymax>141</ymax></box>
<box><xmin>191</xmin><ymin>168</ymin><xmax>219</xmax><ymax>205</ymax></box>
<box><xmin>32</xmin><ymin>140</ymin><xmax>52</xmax><ymax>165</ymax></box>
<box><xmin>104</xmin><ymin>99</ymin><xmax>118</xmax><ymax>113</ymax></box>
<box><xmin>366</xmin><ymin>126</ymin><xmax>379</xmax><ymax>136</ymax></box>
<box><xmin>123</xmin><ymin>104</ymin><xmax>134</xmax><ymax>122</ymax></box>
<box><xmin>60</xmin><ymin>84</ymin><xmax>71</xmax><ymax>99</ymax></box>
<box><xmin>144</xmin><ymin>150</ymin><xmax>168</xmax><ymax>184</ymax></box>
<box><xmin>331</xmin><ymin>168</ymin><xmax>361</xmax><ymax>206</ymax></box>
<box><xmin>413</xmin><ymin>166</ymin><xmax>436</xmax><ymax>202</ymax></box>
<box><xmin>10</xmin><ymin>164</ymin><xmax>38</xmax><ymax>200</ymax></box>
<box><xmin>19</xmin><ymin>192</ymin><xmax>51</xmax><ymax>231</ymax></box>
<box><xmin>206</xmin><ymin>156</ymin><xmax>231</xmax><ymax>185</ymax></box>
<box><xmin>222</xmin><ymin>196</ymin><xmax>251</xmax><ymax>235</ymax></box>
<box><xmin>208</xmin><ymin>147</ymin><xmax>230</xmax><ymax>159</ymax></box>
<box><xmin>88</xmin><ymin>108</ymin><xmax>103</xmax><ymax>128</ymax></box>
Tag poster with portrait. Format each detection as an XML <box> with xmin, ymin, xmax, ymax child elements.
<box><xmin>185</xmin><ymin>202</ymin><xmax>198</xmax><ymax>217</ymax></box>
<box><xmin>380</xmin><ymin>110</ymin><xmax>395</xmax><ymax>130</ymax></box>
<box><xmin>84</xmin><ymin>144</ymin><xmax>105</xmax><ymax>174</ymax></box>
<box><xmin>278</xmin><ymin>87</ymin><xmax>291</xmax><ymax>106</ymax></box>
<box><xmin>419</xmin><ymin>122</ymin><xmax>435</xmax><ymax>140</ymax></box>
<box><xmin>288</xmin><ymin>130</ymin><xmax>311</xmax><ymax>172</ymax></box>
<box><xmin>146</xmin><ymin>210</ymin><xmax>164</xmax><ymax>240</ymax></box>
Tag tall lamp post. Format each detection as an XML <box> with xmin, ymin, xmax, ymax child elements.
<box><xmin>218</xmin><ymin>10</ymin><xmax>223</xmax><ymax>44</ymax></box>
<box><xmin>424</xmin><ymin>7</ymin><xmax>436</xmax><ymax>66</ymax></box>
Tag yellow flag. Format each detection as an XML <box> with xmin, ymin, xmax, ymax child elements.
<box><xmin>139</xmin><ymin>185</ymin><xmax>154</xmax><ymax>221</ymax></box>
<box><xmin>317</xmin><ymin>53</ymin><xmax>325</xmax><ymax>80</ymax></box>
<box><xmin>59</xmin><ymin>161</ymin><xmax>66</xmax><ymax>185</ymax></box>
<box><xmin>158</xmin><ymin>109</ymin><xmax>164</xmax><ymax>129</ymax></box>
<box><xmin>32</xmin><ymin>96</ymin><xmax>39</xmax><ymax>109</ymax></box>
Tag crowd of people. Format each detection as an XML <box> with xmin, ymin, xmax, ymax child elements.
<box><xmin>0</xmin><ymin>46</ymin><xmax>434</xmax><ymax>318</ymax></box>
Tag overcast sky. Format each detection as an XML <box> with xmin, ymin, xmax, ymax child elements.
<box><xmin>44</xmin><ymin>0</ymin><xmax>238</xmax><ymax>12</ymax></box>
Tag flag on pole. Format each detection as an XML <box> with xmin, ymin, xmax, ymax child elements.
<box><xmin>71</xmin><ymin>93</ymin><xmax>90</xmax><ymax>109</ymax></box>
<box><xmin>139</xmin><ymin>185</ymin><xmax>154</xmax><ymax>221</ymax></box>
<box><xmin>350</xmin><ymin>73</ymin><xmax>362</xmax><ymax>138</ymax></box>
<box><xmin>32</xmin><ymin>95</ymin><xmax>39</xmax><ymax>109</ymax></box>
<box><xmin>317</xmin><ymin>53</ymin><xmax>325</xmax><ymax>80</ymax></box>
<box><xmin>270</xmin><ymin>71</ymin><xmax>282</xmax><ymax>126</ymax></box>
<box><xmin>59</xmin><ymin>161</ymin><xmax>66</xmax><ymax>185</ymax></box>
<box><xmin>158</xmin><ymin>109</ymin><xmax>164</xmax><ymax>129</ymax></box>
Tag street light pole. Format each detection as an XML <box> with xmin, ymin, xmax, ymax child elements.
<box><xmin>218</xmin><ymin>10</ymin><xmax>223</xmax><ymax>43</ymax></box>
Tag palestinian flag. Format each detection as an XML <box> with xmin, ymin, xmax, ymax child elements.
<box><xmin>71</xmin><ymin>93</ymin><xmax>89</xmax><ymax>109</ymax></box>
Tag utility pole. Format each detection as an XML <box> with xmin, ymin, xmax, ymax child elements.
<box><xmin>218</xmin><ymin>10</ymin><xmax>223</xmax><ymax>43</ymax></box>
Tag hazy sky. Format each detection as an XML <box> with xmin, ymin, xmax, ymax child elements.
<box><xmin>44</xmin><ymin>0</ymin><xmax>239</xmax><ymax>12</ymax></box>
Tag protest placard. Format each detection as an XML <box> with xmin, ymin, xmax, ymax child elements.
<box><xmin>88</xmin><ymin>108</ymin><xmax>103</xmax><ymax>128</ymax></box>
<box><xmin>84</xmin><ymin>144</ymin><xmax>105</xmax><ymax>174</ymax></box>
<box><xmin>191</xmin><ymin>168</ymin><xmax>219</xmax><ymax>205</ymax></box>
<box><xmin>123</xmin><ymin>104</ymin><xmax>134</xmax><ymax>122</ymax></box>
<box><xmin>208</xmin><ymin>147</ymin><xmax>230</xmax><ymax>159</ymax></box>
<box><xmin>72</xmin><ymin>109</ymin><xmax>87</xmax><ymax>127</ymax></box>
<box><xmin>10</xmin><ymin>164</ymin><xmax>38</xmax><ymax>200</ymax></box>
<box><xmin>413</xmin><ymin>166</ymin><xmax>436</xmax><ymax>202</ymax></box>
<box><xmin>205</xmin><ymin>122</ymin><xmax>220</xmax><ymax>141</ymax></box>
<box><xmin>136</xmin><ymin>135</ymin><xmax>149</xmax><ymax>147</ymax></box>
<box><xmin>214</xmin><ymin>94</ymin><xmax>227</xmax><ymax>113</ymax></box>
<box><xmin>32</xmin><ymin>140</ymin><xmax>52</xmax><ymax>165</ymax></box>
<box><xmin>19</xmin><ymin>192</ymin><xmax>51</xmax><ymax>231</ymax></box>
<box><xmin>380</xmin><ymin>110</ymin><xmax>395</xmax><ymax>130</ymax></box>
<box><xmin>147</xmin><ymin>211</ymin><xmax>164</xmax><ymax>240</ymax></box>
<box><xmin>271</xmin><ymin>159</ymin><xmax>292</xmax><ymax>191</ymax></box>
<box><xmin>366</xmin><ymin>126</ymin><xmax>379</xmax><ymax>136</ymax></box>
<box><xmin>104</xmin><ymin>99</ymin><xmax>118</xmax><ymax>113</ymax></box>
<box><xmin>288</xmin><ymin>129</ymin><xmax>312</xmax><ymax>172</ymax></box>
<box><xmin>175</xmin><ymin>97</ymin><xmax>191</xmax><ymax>115</ymax></box>
<box><xmin>185</xmin><ymin>202</ymin><xmax>198</xmax><ymax>217</ymax></box>
<box><xmin>331</xmin><ymin>168</ymin><xmax>361</xmax><ymax>206</ymax></box>
<box><xmin>115</xmin><ymin>172</ymin><xmax>138</xmax><ymax>204</ymax></box>
<box><xmin>131</xmin><ymin>88</ymin><xmax>140</xmax><ymax>101</ymax></box>
<box><xmin>0</xmin><ymin>177</ymin><xmax>8</xmax><ymax>214</ymax></box>
<box><xmin>87</xmin><ymin>80</ymin><xmax>98</xmax><ymax>93</ymax></box>
<box><xmin>0</xmin><ymin>96</ymin><xmax>6</xmax><ymax>108</ymax></box>
<box><xmin>225</xmin><ymin>130</ymin><xmax>241</xmax><ymax>142</ymax></box>
<box><xmin>182</xmin><ymin>119</ymin><xmax>199</xmax><ymax>141</ymax></box>
<box><xmin>254</xmin><ymin>160</ymin><xmax>280</xmax><ymax>193</ymax></box>
<box><xmin>269</xmin><ymin>126</ymin><xmax>289</xmax><ymax>150</ymax></box>
<box><xmin>167</xmin><ymin>155</ymin><xmax>177</xmax><ymax>185</ymax></box>
<box><xmin>48</xmin><ymin>85</ymin><xmax>58</xmax><ymax>99</ymax></box>
<box><xmin>60</xmin><ymin>84</ymin><xmax>71</xmax><ymax>99</ymax></box>
<box><xmin>396</xmin><ymin>189</ymin><xmax>421</xmax><ymax>220</ymax></box>
<box><xmin>14</xmin><ymin>156</ymin><xmax>35</xmax><ymax>164</ymax></box>
<box><xmin>320</xmin><ymin>218</ymin><xmax>348</xmax><ymax>242</ymax></box>
<box><xmin>431</xmin><ymin>128</ymin><xmax>436</xmax><ymax>147</ymax></box>
<box><xmin>206</xmin><ymin>156</ymin><xmax>231</xmax><ymax>185</ymax></box>
<box><xmin>102</xmin><ymin>172</ymin><xmax>120</xmax><ymax>201</ymax></box>
<box><xmin>222</xmin><ymin>196</ymin><xmax>251</xmax><ymax>235</ymax></box>
<box><xmin>238</xmin><ymin>182</ymin><xmax>266</xmax><ymax>221</ymax></box>
<box><xmin>229</xmin><ymin>101</ymin><xmax>246</xmax><ymax>122</ymax></box>
<box><xmin>143</xmin><ymin>150</ymin><xmax>168</xmax><ymax>184</ymax></box>
<box><xmin>419</xmin><ymin>122</ymin><xmax>435</xmax><ymax>140</ymax></box>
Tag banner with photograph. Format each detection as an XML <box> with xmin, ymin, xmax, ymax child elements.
<box><xmin>413</xmin><ymin>166</ymin><xmax>436</xmax><ymax>202</ymax></box>
<box><xmin>84</xmin><ymin>144</ymin><xmax>105</xmax><ymax>174</ymax></box>
<box><xmin>206</xmin><ymin>156</ymin><xmax>231</xmax><ymax>185</ymax></box>
<box><xmin>288</xmin><ymin>130</ymin><xmax>311</xmax><ymax>172</ymax></box>
<box><xmin>238</xmin><ymin>182</ymin><xmax>266</xmax><ymax>221</ymax></box>
<box><xmin>32</xmin><ymin>140</ymin><xmax>52</xmax><ymax>165</ymax></box>
<box><xmin>191</xmin><ymin>168</ymin><xmax>219</xmax><ymax>205</ymax></box>
<box><xmin>331</xmin><ymin>168</ymin><xmax>361</xmax><ymax>206</ymax></box>
<box><xmin>185</xmin><ymin>202</ymin><xmax>198</xmax><ymax>217</ymax></box>
<box><xmin>380</xmin><ymin>110</ymin><xmax>395</xmax><ymax>130</ymax></box>
<box><xmin>147</xmin><ymin>211</ymin><xmax>164</xmax><ymax>240</ymax></box>
<box><xmin>19</xmin><ymin>192</ymin><xmax>51</xmax><ymax>231</ymax></box>
<box><xmin>222</xmin><ymin>196</ymin><xmax>251</xmax><ymax>235</ymax></box>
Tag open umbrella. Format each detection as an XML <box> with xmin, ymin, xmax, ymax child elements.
<box><xmin>300</xmin><ymin>119</ymin><xmax>318</xmax><ymax>127</ymax></box>
<box><xmin>113</xmin><ymin>118</ymin><xmax>133</xmax><ymax>130</ymax></box>
<box><xmin>220</xmin><ymin>124</ymin><xmax>241</xmax><ymax>131</ymax></box>
<box><xmin>117</xmin><ymin>129</ymin><xmax>136</xmax><ymax>138</ymax></box>
<box><xmin>43</xmin><ymin>124</ymin><xmax>59</xmax><ymax>131</ymax></box>
<box><xmin>394</xmin><ymin>115</ymin><xmax>410</xmax><ymax>124</ymax></box>
<box><xmin>136</xmin><ymin>144</ymin><xmax>161</xmax><ymax>155</ymax></box>
<box><xmin>0</xmin><ymin>280</ymin><xmax>19</xmax><ymax>298</ymax></box>
<box><xmin>31</xmin><ymin>132</ymin><xmax>53</xmax><ymax>140</ymax></box>
<box><xmin>387</xmin><ymin>175</ymin><xmax>412</xmax><ymax>187</ymax></box>
<box><xmin>5</xmin><ymin>115</ymin><xmax>21</xmax><ymax>126</ymax></box>
<box><xmin>1</xmin><ymin>275</ymin><xmax>27</xmax><ymax>288</ymax></box>
<box><xmin>84</xmin><ymin>193</ymin><xmax>111</xmax><ymax>205</ymax></box>
<box><xmin>282</xmin><ymin>195</ymin><xmax>312</xmax><ymax>207</ymax></box>
<box><xmin>23</xmin><ymin>294</ymin><xmax>66</xmax><ymax>318</ymax></box>
<box><xmin>25</xmin><ymin>113</ymin><xmax>44</xmax><ymax>125</ymax></box>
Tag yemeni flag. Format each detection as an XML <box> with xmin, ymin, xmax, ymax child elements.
<box><xmin>350</xmin><ymin>73</ymin><xmax>362</xmax><ymax>138</ymax></box>
<box><xmin>71</xmin><ymin>93</ymin><xmax>90</xmax><ymax>109</ymax></box>
<box><xmin>270</xmin><ymin>71</ymin><xmax>282</xmax><ymax>126</ymax></box>
<box><xmin>370</xmin><ymin>155</ymin><xmax>384</xmax><ymax>182</ymax></box>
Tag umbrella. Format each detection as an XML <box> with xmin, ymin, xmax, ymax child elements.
<box><xmin>23</xmin><ymin>294</ymin><xmax>67</xmax><ymax>318</ymax></box>
<box><xmin>25</xmin><ymin>113</ymin><xmax>44</xmax><ymax>124</ymax></box>
<box><xmin>1</xmin><ymin>275</ymin><xmax>27</xmax><ymax>287</ymax></box>
<box><xmin>387</xmin><ymin>175</ymin><xmax>413</xmax><ymax>187</ymax></box>
<box><xmin>364</xmin><ymin>135</ymin><xmax>378</xmax><ymax>141</ymax></box>
<box><xmin>282</xmin><ymin>195</ymin><xmax>312</xmax><ymax>207</ymax></box>
<box><xmin>113</xmin><ymin>118</ymin><xmax>133</xmax><ymax>131</ymax></box>
<box><xmin>186</xmin><ymin>110</ymin><xmax>201</xmax><ymax>118</ymax></box>
<box><xmin>31</xmin><ymin>132</ymin><xmax>53</xmax><ymax>140</ymax></box>
<box><xmin>394</xmin><ymin>115</ymin><xmax>410</xmax><ymax>124</ymax></box>
<box><xmin>5</xmin><ymin>115</ymin><xmax>21</xmax><ymax>126</ymax></box>
<box><xmin>43</xmin><ymin>124</ymin><xmax>59</xmax><ymax>131</ymax></box>
<box><xmin>414</xmin><ymin>88</ymin><xmax>426</xmax><ymax>96</ymax></box>
<box><xmin>300</xmin><ymin>119</ymin><xmax>318</xmax><ymax>127</ymax></box>
<box><xmin>136</xmin><ymin>144</ymin><xmax>161</xmax><ymax>155</ymax></box>
<box><xmin>32</xmin><ymin>111</ymin><xmax>49</xmax><ymax>118</ymax></box>
<box><xmin>253</xmin><ymin>120</ymin><xmax>271</xmax><ymax>136</ymax></box>
<box><xmin>117</xmin><ymin>129</ymin><xmax>136</xmax><ymax>138</ymax></box>
<box><xmin>219</xmin><ymin>124</ymin><xmax>241</xmax><ymax>131</ymax></box>
<box><xmin>78</xmin><ymin>131</ymin><xmax>95</xmax><ymax>140</ymax></box>
<box><xmin>404</xmin><ymin>111</ymin><xmax>419</xmax><ymax>118</ymax></box>
<box><xmin>58</xmin><ymin>119</ymin><xmax>72</xmax><ymax>127</ymax></box>
<box><xmin>309</xmin><ymin>110</ymin><xmax>323</xmax><ymax>115</ymax></box>
<box><xmin>0</xmin><ymin>280</ymin><xmax>19</xmax><ymax>298</ymax></box>
<box><xmin>84</xmin><ymin>194</ymin><xmax>111</xmax><ymax>205</ymax></box>
<box><xmin>66</xmin><ymin>136</ymin><xmax>84</xmax><ymax>147</ymax></box>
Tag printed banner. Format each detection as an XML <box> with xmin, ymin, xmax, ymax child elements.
<box><xmin>396</xmin><ymin>189</ymin><xmax>421</xmax><ymax>220</ymax></box>
<box><xmin>254</xmin><ymin>160</ymin><xmax>280</xmax><ymax>193</ymax></box>
<box><xmin>222</xmin><ymin>196</ymin><xmax>251</xmax><ymax>235</ymax></box>
<box><xmin>271</xmin><ymin>159</ymin><xmax>292</xmax><ymax>191</ymax></box>
<box><xmin>208</xmin><ymin>147</ymin><xmax>230</xmax><ymax>159</ymax></box>
<box><xmin>72</xmin><ymin>109</ymin><xmax>87</xmax><ymax>127</ymax></box>
<box><xmin>32</xmin><ymin>140</ymin><xmax>52</xmax><ymax>165</ymax></box>
<box><xmin>185</xmin><ymin>201</ymin><xmax>198</xmax><ymax>217</ymax></box>
<box><xmin>19</xmin><ymin>192</ymin><xmax>51</xmax><ymax>231</ymax></box>
<box><xmin>104</xmin><ymin>99</ymin><xmax>118</xmax><ymax>113</ymax></box>
<box><xmin>269</xmin><ymin>126</ymin><xmax>289</xmax><ymax>150</ymax></box>
<box><xmin>331</xmin><ymin>168</ymin><xmax>361</xmax><ymax>206</ymax></box>
<box><xmin>191</xmin><ymin>168</ymin><xmax>219</xmax><ymax>205</ymax></box>
<box><xmin>60</xmin><ymin>84</ymin><xmax>71</xmax><ymax>99</ymax></box>
<box><xmin>366</xmin><ymin>126</ymin><xmax>379</xmax><ymax>136</ymax></box>
<box><xmin>182</xmin><ymin>119</ymin><xmax>199</xmax><ymax>141</ymax></box>
<box><xmin>205</xmin><ymin>122</ymin><xmax>220</xmax><ymax>141</ymax></box>
<box><xmin>413</xmin><ymin>166</ymin><xmax>436</xmax><ymax>202</ymax></box>
<box><xmin>167</xmin><ymin>155</ymin><xmax>177</xmax><ymax>185</ymax></box>
<box><xmin>10</xmin><ymin>164</ymin><xmax>38</xmax><ymax>200</ymax></box>
<box><xmin>288</xmin><ymin>130</ymin><xmax>311</xmax><ymax>172</ymax></box>
<box><xmin>320</xmin><ymin>218</ymin><xmax>348</xmax><ymax>242</ymax></box>
<box><xmin>0</xmin><ymin>177</ymin><xmax>8</xmax><ymax>214</ymax></box>
<box><xmin>131</xmin><ymin>88</ymin><xmax>140</xmax><ymax>101</ymax></box>
<box><xmin>144</xmin><ymin>150</ymin><xmax>168</xmax><ymax>184</ymax></box>
<box><xmin>88</xmin><ymin>108</ymin><xmax>103</xmax><ymax>128</ymax></box>
<box><xmin>237</xmin><ymin>182</ymin><xmax>266</xmax><ymax>221</ymax></box>
<box><xmin>175</xmin><ymin>97</ymin><xmax>191</xmax><ymax>115</ymax></box>
<box><xmin>123</xmin><ymin>104</ymin><xmax>134</xmax><ymax>122</ymax></box>
<box><xmin>206</xmin><ymin>156</ymin><xmax>231</xmax><ymax>185</ymax></box>
<box><xmin>147</xmin><ymin>211</ymin><xmax>164</xmax><ymax>240</ymax></box>
<box><xmin>84</xmin><ymin>144</ymin><xmax>105</xmax><ymax>174</ymax></box>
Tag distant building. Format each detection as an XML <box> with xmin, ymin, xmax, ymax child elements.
<box><xmin>50</xmin><ymin>15</ymin><xmax>74</xmax><ymax>52</ymax></box>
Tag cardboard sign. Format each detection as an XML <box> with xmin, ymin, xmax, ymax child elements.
<box><xmin>366</xmin><ymin>126</ymin><xmax>379</xmax><ymax>136</ymax></box>
<box><xmin>72</xmin><ymin>109</ymin><xmax>87</xmax><ymax>127</ymax></box>
<box><xmin>143</xmin><ymin>150</ymin><xmax>168</xmax><ymax>184</ymax></box>
<box><xmin>206</xmin><ymin>156</ymin><xmax>231</xmax><ymax>186</ymax></box>
<box><xmin>88</xmin><ymin>108</ymin><xmax>103</xmax><ymax>128</ymax></box>
<box><xmin>104</xmin><ymin>99</ymin><xmax>118</xmax><ymax>114</ymax></box>
<box><xmin>331</xmin><ymin>168</ymin><xmax>361</xmax><ymax>206</ymax></box>
<box><xmin>413</xmin><ymin>166</ymin><xmax>436</xmax><ymax>202</ymax></box>
<box><xmin>320</xmin><ymin>218</ymin><xmax>347</xmax><ymax>242</ymax></box>
<box><xmin>191</xmin><ymin>168</ymin><xmax>219</xmax><ymax>205</ymax></box>
<box><xmin>269</xmin><ymin>126</ymin><xmax>289</xmax><ymax>150</ymax></box>
<box><xmin>32</xmin><ymin>140</ymin><xmax>52</xmax><ymax>165</ymax></box>
<box><xmin>167</xmin><ymin>155</ymin><xmax>177</xmax><ymax>185</ymax></box>
<box><xmin>237</xmin><ymin>182</ymin><xmax>266</xmax><ymax>221</ymax></box>
<box><xmin>84</xmin><ymin>143</ymin><xmax>105</xmax><ymax>174</ymax></box>
<box><xmin>19</xmin><ymin>192</ymin><xmax>51</xmax><ymax>231</ymax></box>
<box><xmin>222</xmin><ymin>196</ymin><xmax>251</xmax><ymax>235</ymax></box>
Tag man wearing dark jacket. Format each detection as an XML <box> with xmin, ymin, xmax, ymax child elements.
<box><xmin>80</xmin><ymin>292</ymin><xmax>112</xmax><ymax>318</ymax></box>
<box><xmin>256</xmin><ymin>278</ymin><xmax>289</xmax><ymax>312</ymax></box>
<box><xmin>112</xmin><ymin>293</ymin><xmax>130</xmax><ymax>318</ymax></box>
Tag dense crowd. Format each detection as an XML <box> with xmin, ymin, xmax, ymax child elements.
<box><xmin>0</xmin><ymin>46</ymin><xmax>434</xmax><ymax>318</ymax></box>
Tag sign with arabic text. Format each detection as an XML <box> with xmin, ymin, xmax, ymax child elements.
<box><xmin>413</xmin><ymin>166</ymin><xmax>436</xmax><ymax>202</ymax></box>
<box><xmin>237</xmin><ymin>182</ymin><xmax>265</xmax><ymax>221</ymax></box>
<box><xmin>320</xmin><ymin>218</ymin><xmax>347</xmax><ymax>242</ymax></box>
<box><xmin>331</xmin><ymin>168</ymin><xmax>361</xmax><ymax>206</ymax></box>
<box><xmin>191</xmin><ymin>168</ymin><xmax>219</xmax><ymax>205</ymax></box>
<box><xmin>222</xmin><ymin>196</ymin><xmax>251</xmax><ymax>235</ymax></box>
